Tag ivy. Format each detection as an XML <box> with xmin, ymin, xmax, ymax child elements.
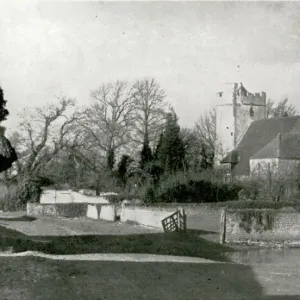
<box><xmin>237</xmin><ymin>209</ymin><xmax>276</xmax><ymax>234</ymax></box>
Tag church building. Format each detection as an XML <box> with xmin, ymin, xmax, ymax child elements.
<box><xmin>215</xmin><ymin>83</ymin><xmax>300</xmax><ymax>179</ymax></box>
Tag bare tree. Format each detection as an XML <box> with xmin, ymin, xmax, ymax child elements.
<box><xmin>131</xmin><ymin>78</ymin><xmax>167</xmax><ymax>150</ymax></box>
<box><xmin>194</xmin><ymin>108</ymin><xmax>216</xmax><ymax>158</ymax></box>
<box><xmin>180</xmin><ymin>127</ymin><xmax>202</xmax><ymax>170</ymax></box>
<box><xmin>79</xmin><ymin>81</ymin><xmax>135</xmax><ymax>170</ymax></box>
<box><xmin>16</xmin><ymin>97</ymin><xmax>79</xmax><ymax>177</ymax></box>
<box><xmin>266</xmin><ymin>98</ymin><xmax>298</xmax><ymax>118</ymax></box>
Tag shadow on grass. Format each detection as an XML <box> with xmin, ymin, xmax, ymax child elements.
<box><xmin>0</xmin><ymin>257</ymin><xmax>299</xmax><ymax>300</ymax></box>
<box><xmin>0</xmin><ymin>216</ymin><xmax>36</xmax><ymax>222</ymax></box>
<box><xmin>0</xmin><ymin>225</ymin><xmax>233</xmax><ymax>262</ymax></box>
<box><xmin>187</xmin><ymin>228</ymin><xmax>219</xmax><ymax>235</ymax></box>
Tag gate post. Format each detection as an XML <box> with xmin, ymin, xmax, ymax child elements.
<box><xmin>220</xmin><ymin>209</ymin><xmax>226</xmax><ymax>244</ymax></box>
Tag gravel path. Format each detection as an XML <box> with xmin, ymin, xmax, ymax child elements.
<box><xmin>0</xmin><ymin>250</ymin><xmax>219</xmax><ymax>263</ymax></box>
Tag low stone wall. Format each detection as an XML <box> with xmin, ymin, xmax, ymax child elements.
<box><xmin>120</xmin><ymin>203</ymin><xmax>222</xmax><ymax>232</ymax></box>
<box><xmin>221</xmin><ymin>209</ymin><xmax>300</xmax><ymax>246</ymax></box>
<box><xmin>120</xmin><ymin>205</ymin><xmax>180</xmax><ymax>229</ymax></box>
<box><xmin>86</xmin><ymin>204</ymin><xmax>116</xmax><ymax>221</ymax></box>
<box><xmin>27</xmin><ymin>203</ymin><xmax>116</xmax><ymax>221</ymax></box>
<box><xmin>27</xmin><ymin>203</ymin><xmax>87</xmax><ymax>218</ymax></box>
<box><xmin>40</xmin><ymin>190</ymin><xmax>109</xmax><ymax>204</ymax></box>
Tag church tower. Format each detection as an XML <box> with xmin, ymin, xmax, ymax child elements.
<box><xmin>215</xmin><ymin>82</ymin><xmax>266</xmax><ymax>164</ymax></box>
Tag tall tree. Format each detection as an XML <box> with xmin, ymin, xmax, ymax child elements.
<box><xmin>131</xmin><ymin>78</ymin><xmax>167</xmax><ymax>150</ymax></box>
<box><xmin>266</xmin><ymin>98</ymin><xmax>298</xmax><ymax>118</ymax></box>
<box><xmin>117</xmin><ymin>154</ymin><xmax>134</xmax><ymax>187</ymax></box>
<box><xmin>17</xmin><ymin>97</ymin><xmax>79</xmax><ymax>177</ymax></box>
<box><xmin>79</xmin><ymin>81</ymin><xmax>135</xmax><ymax>170</ymax></box>
<box><xmin>0</xmin><ymin>86</ymin><xmax>9</xmax><ymax>122</ymax></box>
<box><xmin>139</xmin><ymin>135</ymin><xmax>153</xmax><ymax>170</ymax></box>
<box><xmin>156</xmin><ymin>109</ymin><xmax>186</xmax><ymax>174</ymax></box>
<box><xmin>194</xmin><ymin>109</ymin><xmax>216</xmax><ymax>160</ymax></box>
<box><xmin>0</xmin><ymin>86</ymin><xmax>17</xmax><ymax>175</ymax></box>
<box><xmin>180</xmin><ymin>127</ymin><xmax>202</xmax><ymax>171</ymax></box>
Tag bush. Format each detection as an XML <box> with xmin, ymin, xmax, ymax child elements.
<box><xmin>0</xmin><ymin>183</ymin><xmax>21</xmax><ymax>212</ymax></box>
<box><xmin>143</xmin><ymin>171</ymin><xmax>242</xmax><ymax>203</ymax></box>
<box><xmin>220</xmin><ymin>199</ymin><xmax>300</xmax><ymax>211</ymax></box>
<box><xmin>237</xmin><ymin>178</ymin><xmax>262</xmax><ymax>200</ymax></box>
<box><xmin>16</xmin><ymin>176</ymin><xmax>43</xmax><ymax>205</ymax></box>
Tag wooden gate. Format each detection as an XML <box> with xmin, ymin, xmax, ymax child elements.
<box><xmin>161</xmin><ymin>208</ymin><xmax>186</xmax><ymax>232</ymax></box>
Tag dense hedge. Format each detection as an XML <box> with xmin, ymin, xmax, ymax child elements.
<box><xmin>220</xmin><ymin>200</ymin><xmax>300</xmax><ymax>211</ymax></box>
<box><xmin>142</xmin><ymin>170</ymin><xmax>242</xmax><ymax>203</ymax></box>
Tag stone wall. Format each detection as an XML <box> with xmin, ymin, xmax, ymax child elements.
<box><xmin>120</xmin><ymin>203</ymin><xmax>222</xmax><ymax>232</ymax></box>
<box><xmin>221</xmin><ymin>209</ymin><xmax>300</xmax><ymax>246</ymax></box>
<box><xmin>27</xmin><ymin>203</ymin><xmax>116</xmax><ymax>221</ymax></box>
<box><xmin>120</xmin><ymin>205</ymin><xmax>173</xmax><ymax>229</ymax></box>
<box><xmin>40</xmin><ymin>190</ymin><xmax>109</xmax><ymax>204</ymax></box>
<box><xmin>86</xmin><ymin>204</ymin><xmax>116</xmax><ymax>221</ymax></box>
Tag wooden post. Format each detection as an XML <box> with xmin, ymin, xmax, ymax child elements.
<box><xmin>220</xmin><ymin>209</ymin><xmax>226</xmax><ymax>244</ymax></box>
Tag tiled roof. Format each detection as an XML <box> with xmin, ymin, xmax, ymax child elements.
<box><xmin>221</xmin><ymin>116</ymin><xmax>300</xmax><ymax>175</ymax></box>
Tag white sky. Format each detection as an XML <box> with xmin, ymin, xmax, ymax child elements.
<box><xmin>1</xmin><ymin>1</ymin><xmax>300</xmax><ymax>132</ymax></box>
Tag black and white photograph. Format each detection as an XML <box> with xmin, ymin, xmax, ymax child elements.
<box><xmin>0</xmin><ymin>1</ymin><xmax>300</xmax><ymax>299</ymax></box>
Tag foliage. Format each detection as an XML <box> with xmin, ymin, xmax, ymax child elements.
<box><xmin>139</xmin><ymin>140</ymin><xmax>153</xmax><ymax>170</ymax></box>
<box><xmin>117</xmin><ymin>154</ymin><xmax>134</xmax><ymax>187</ymax></box>
<box><xmin>199</xmin><ymin>145</ymin><xmax>214</xmax><ymax>171</ymax></box>
<box><xmin>266</xmin><ymin>98</ymin><xmax>298</xmax><ymax>118</ymax></box>
<box><xmin>218</xmin><ymin>199</ymin><xmax>300</xmax><ymax>210</ymax></box>
<box><xmin>143</xmin><ymin>171</ymin><xmax>241</xmax><ymax>203</ymax></box>
<box><xmin>0</xmin><ymin>86</ymin><xmax>9</xmax><ymax>122</ymax></box>
<box><xmin>236</xmin><ymin>178</ymin><xmax>263</xmax><ymax>200</ymax></box>
<box><xmin>155</xmin><ymin>110</ymin><xmax>186</xmax><ymax>174</ymax></box>
<box><xmin>0</xmin><ymin>183</ymin><xmax>21</xmax><ymax>211</ymax></box>
<box><xmin>236</xmin><ymin>209</ymin><xmax>276</xmax><ymax>234</ymax></box>
<box><xmin>16</xmin><ymin>176</ymin><xmax>52</xmax><ymax>205</ymax></box>
<box><xmin>107</xmin><ymin>149</ymin><xmax>115</xmax><ymax>171</ymax></box>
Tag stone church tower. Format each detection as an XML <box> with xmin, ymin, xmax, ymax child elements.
<box><xmin>215</xmin><ymin>82</ymin><xmax>266</xmax><ymax>164</ymax></box>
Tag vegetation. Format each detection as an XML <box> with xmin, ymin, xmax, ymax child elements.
<box><xmin>0</xmin><ymin>86</ymin><xmax>9</xmax><ymax>122</ymax></box>
<box><xmin>236</xmin><ymin>209</ymin><xmax>276</xmax><ymax>234</ymax></box>
<box><xmin>0</xmin><ymin>224</ymin><xmax>232</xmax><ymax>261</ymax></box>
<box><xmin>1</xmin><ymin>79</ymin><xmax>299</xmax><ymax>207</ymax></box>
<box><xmin>0</xmin><ymin>257</ymin><xmax>268</xmax><ymax>300</ymax></box>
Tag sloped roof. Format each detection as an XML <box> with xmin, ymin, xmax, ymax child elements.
<box><xmin>252</xmin><ymin>133</ymin><xmax>300</xmax><ymax>159</ymax></box>
<box><xmin>221</xmin><ymin>116</ymin><xmax>300</xmax><ymax>175</ymax></box>
<box><xmin>279</xmin><ymin>133</ymin><xmax>300</xmax><ymax>158</ymax></box>
<box><xmin>251</xmin><ymin>135</ymin><xmax>280</xmax><ymax>159</ymax></box>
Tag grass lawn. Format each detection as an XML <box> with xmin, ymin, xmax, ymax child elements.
<box><xmin>0</xmin><ymin>256</ymin><xmax>269</xmax><ymax>300</ymax></box>
<box><xmin>0</xmin><ymin>223</ymin><xmax>233</xmax><ymax>262</ymax></box>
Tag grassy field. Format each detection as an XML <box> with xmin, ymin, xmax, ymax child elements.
<box><xmin>1</xmin><ymin>256</ymin><xmax>299</xmax><ymax>300</ymax></box>
<box><xmin>0</xmin><ymin>256</ymin><xmax>271</xmax><ymax>300</ymax></box>
<box><xmin>0</xmin><ymin>223</ymin><xmax>232</xmax><ymax>262</ymax></box>
<box><xmin>1</xmin><ymin>214</ymin><xmax>300</xmax><ymax>299</ymax></box>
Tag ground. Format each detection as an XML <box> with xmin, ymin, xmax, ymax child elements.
<box><xmin>0</xmin><ymin>212</ymin><xmax>300</xmax><ymax>299</ymax></box>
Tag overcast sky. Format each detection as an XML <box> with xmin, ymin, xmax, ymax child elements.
<box><xmin>1</xmin><ymin>1</ymin><xmax>300</xmax><ymax>132</ymax></box>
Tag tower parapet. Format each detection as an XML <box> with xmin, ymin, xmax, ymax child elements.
<box><xmin>236</xmin><ymin>83</ymin><xmax>266</xmax><ymax>106</ymax></box>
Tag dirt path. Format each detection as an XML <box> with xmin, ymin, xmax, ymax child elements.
<box><xmin>0</xmin><ymin>213</ymin><xmax>160</xmax><ymax>236</ymax></box>
<box><xmin>0</xmin><ymin>250</ymin><xmax>219</xmax><ymax>263</ymax></box>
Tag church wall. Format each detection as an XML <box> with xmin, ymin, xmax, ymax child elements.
<box><xmin>235</xmin><ymin>104</ymin><xmax>266</xmax><ymax>144</ymax></box>
<box><xmin>215</xmin><ymin>104</ymin><xmax>234</xmax><ymax>162</ymax></box>
<box><xmin>250</xmin><ymin>158</ymin><xmax>299</xmax><ymax>178</ymax></box>
<box><xmin>250</xmin><ymin>158</ymin><xmax>279</xmax><ymax>177</ymax></box>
